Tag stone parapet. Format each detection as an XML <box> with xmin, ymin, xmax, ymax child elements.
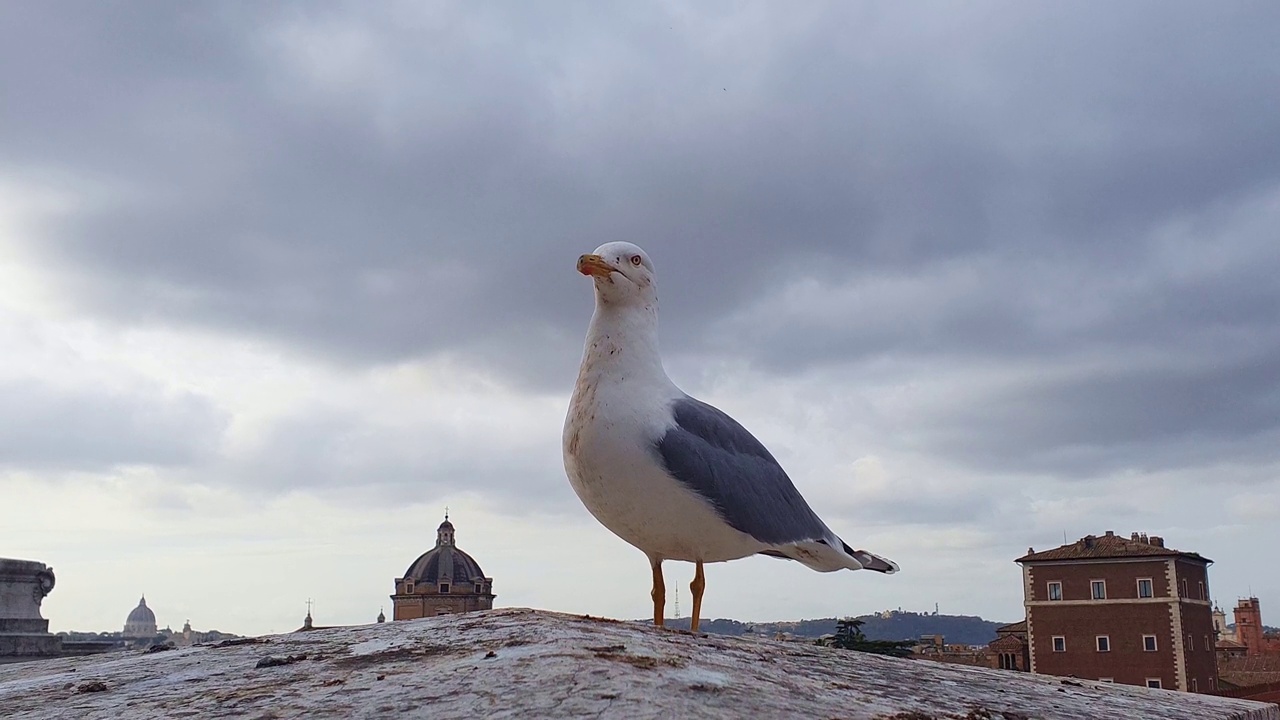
<box><xmin>0</xmin><ymin>619</ymin><xmax>50</xmax><ymax>634</ymax></box>
<box><xmin>0</xmin><ymin>608</ymin><xmax>1277</xmax><ymax>719</ymax></box>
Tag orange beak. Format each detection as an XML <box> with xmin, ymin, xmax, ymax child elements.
<box><xmin>577</xmin><ymin>254</ymin><xmax>617</xmax><ymax>278</ymax></box>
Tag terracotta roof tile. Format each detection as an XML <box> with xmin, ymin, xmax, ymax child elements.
<box><xmin>1219</xmin><ymin>655</ymin><xmax>1280</xmax><ymax>688</ymax></box>
<box><xmin>995</xmin><ymin>620</ymin><xmax>1027</xmax><ymax>633</ymax></box>
<box><xmin>1221</xmin><ymin>656</ymin><xmax>1280</xmax><ymax>673</ymax></box>
<box><xmin>1016</xmin><ymin>532</ymin><xmax>1211</xmax><ymax>564</ymax></box>
<box><xmin>988</xmin><ymin>634</ymin><xmax>1027</xmax><ymax>651</ymax></box>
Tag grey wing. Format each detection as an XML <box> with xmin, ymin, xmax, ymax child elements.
<box><xmin>655</xmin><ymin>396</ymin><xmax>831</xmax><ymax>546</ymax></box>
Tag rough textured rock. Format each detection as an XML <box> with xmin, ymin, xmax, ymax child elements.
<box><xmin>0</xmin><ymin>608</ymin><xmax>1276</xmax><ymax>719</ymax></box>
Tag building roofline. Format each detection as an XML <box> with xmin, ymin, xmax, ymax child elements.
<box><xmin>1016</xmin><ymin>553</ymin><xmax>1213</xmax><ymax>565</ymax></box>
<box><xmin>1016</xmin><ymin>531</ymin><xmax>1211</xmax><ymax>565</ymax></box>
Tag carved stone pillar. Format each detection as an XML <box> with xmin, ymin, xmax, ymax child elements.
<box><xmin>0</xmin><ymin>558</ymin><xmax>62</xmax><ymax>662</ymax></box>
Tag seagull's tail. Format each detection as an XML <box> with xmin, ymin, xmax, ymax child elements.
<box><xmin>758</xmin><ymin>537</ymin><xmax>899</xmax><ymax>574</ymax></box>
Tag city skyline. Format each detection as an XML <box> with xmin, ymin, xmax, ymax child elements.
<box><xmin>2</xmin><ymin>2</ymin><xmax>1278</xmax><ymax>637</ymax></box>
<box><xmin>25</xmin><ymin>524</ymin><xmax>1273</xmax><ymax>639</ymax></box>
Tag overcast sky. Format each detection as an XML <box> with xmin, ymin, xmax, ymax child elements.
<box><xmin>3</xmin><ymin>1</ymin><xmax>1278</xmax><ymax>636</ymax></box>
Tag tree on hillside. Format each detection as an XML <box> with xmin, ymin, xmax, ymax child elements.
<box><xmin>819</xmin><ymin>618</ymin><xmax>915</xmax><ymax>658</ymax></box>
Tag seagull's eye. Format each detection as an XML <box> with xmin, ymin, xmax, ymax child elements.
<box><xmin>630</xmin><ymin>255</ymin><xmax>642</xmax><ymax>266</ymax></box>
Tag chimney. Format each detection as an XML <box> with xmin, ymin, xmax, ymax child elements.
<box><xmin>1150</xmin><ymin>536</ymin><xmax>1163</xmax><ymax>547</ymax></box>
<box><xmin>1140</xmin><ymin>533</ymin><xmax>1149</xmax><ymax>544</ymax></box>
<box><xmin>1105</xmin><ymin>530</ymin><xmax>1114</xmax><ymax>537</ymax></box>
<box><xmin>1083</xmin><ymin>535</ymin><xmax>1096</xmax><ymax>549</ymax></box>
<box><xmin>1131</xmin><ymin>532</ymin><xmax>1140</xmax><ymax>541</ymax></box>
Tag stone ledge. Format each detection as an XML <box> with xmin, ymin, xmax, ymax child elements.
<box><xmin>0</xmin><ymin>608</ymin><xmax>1276</xmax><ymax>719</ymax></box>
<box><xmin>0</xmin><ymin>620</ymin><xmax>50</xmax><ymax>634</ymax></box>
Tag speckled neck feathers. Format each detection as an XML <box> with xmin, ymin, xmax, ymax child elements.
<box><xmin>575</xmin><ymin>299</ymin><xmax>672</xmax><ymax>393</ymax></box>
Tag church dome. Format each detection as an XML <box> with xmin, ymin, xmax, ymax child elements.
<box><xmin>401</xmin><ymin>516</ymin><xmax>486</xmax><ymax>584</ymax></box>
<box><xmin>123</xmin><ymin>596</ymin><xmax>158</xmax><ymax>638</ymax></box>
<box><xmin>391</xmin><ymin>514</ymin><xmax>496</xmax><ymax>620</ymax></box>
<box><xmin>403</xmin><ymin>546</ymin><xmax>486</xmax><ymax>584</ymax></box>
<box><xmin>127</xmin><ymin>596</ymin><xmax>156</xmax><ymax>624</ymax></box>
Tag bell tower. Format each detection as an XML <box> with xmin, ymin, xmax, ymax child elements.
<box><xmin>1235</xmin><ymin>597</ymin><xmax>1264</xmax><ymax>655</ymax></box>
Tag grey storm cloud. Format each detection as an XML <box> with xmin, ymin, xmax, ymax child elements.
<box><xmin>914</xmin><ymin>353</ymin><xmax>1280</xmax><ymax>478</ymax></box>
<box><xmin>210</xmin><ymin>405</ymin><xmax>574</xmax><ymax>513</ymax></box>
<box><xmin>0</xmin><ymin>380</ymin><xmax>227</xmax><ymax>471</ymax></box>
<box><xmin>3</xmin><ymin>1</ymin><xmax>1279</xmax><ymax>492</ymax></box>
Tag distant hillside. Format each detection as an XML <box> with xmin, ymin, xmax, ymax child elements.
<box><xmin>1225</xmin><ymin>623</ymin><xmax>1280</xmax><ymax>634</ymax></box>
<box><xmin>660</xmin><ymin>610</ymin><xmax>1010</xmax><ymax>646</ymax></box>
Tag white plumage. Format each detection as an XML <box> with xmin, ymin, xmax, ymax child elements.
<box><xmin>563</xmin><ymin>241</ymin><xmax>896</xmax><ymax>630</ymax></box>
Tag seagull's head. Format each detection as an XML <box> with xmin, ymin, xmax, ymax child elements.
<box><xmin>577</xmin><ymin>241</ymin><xmax>657</xmax><ymax>308</ymax></box>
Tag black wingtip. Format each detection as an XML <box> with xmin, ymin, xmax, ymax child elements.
<box><xmin>843</xmin><ymin>541</ymin><xmax>899</xmax><ymax>574</ymax></box>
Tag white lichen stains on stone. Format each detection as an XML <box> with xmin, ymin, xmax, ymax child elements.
<box><xmin>0</xmin><ymin>608</ymin><xmax>1276</xmax><ymax>720</ymax></box>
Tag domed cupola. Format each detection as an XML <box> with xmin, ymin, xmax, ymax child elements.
<box><xmin>391</xmin><ymin>513</ymin><xmax>496</xmax><ymax>619</ymax></box>
<box><xmin>123</xmin><ymin>595</ymin><xmax>158</xmax><ymax>638</ymax></box>
<box><xmin>401</xmin><ymin>515</ymin><xmax>486</xmax><ymax>586</ymax></box>
<box><xmin>437</xmin><ymin>517</ymin><xmax>456</xmax><ymax>546</ymax></box>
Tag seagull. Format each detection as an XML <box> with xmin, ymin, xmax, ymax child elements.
<box><xmin>563</xmin><ymin>241</ymin><xmax>898</xmax><ymax>632</ymax></box>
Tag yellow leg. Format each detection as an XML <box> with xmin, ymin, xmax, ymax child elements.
<box><xmin>690</xmin><ymin>561</ymin><xmax>705</xmax><ymax>633</ymax></box>
<box><xmin>650</xmin><ymin>557</ymin><xmax>665</xmax><ymax>627</ymax></box>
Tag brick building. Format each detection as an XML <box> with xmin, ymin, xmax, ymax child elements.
<box><xmin>1230</xmin><ymin>597</ymin><xmax>1280</xmax><ymax>655</ymax></box>
<box><xmin>1017</xmin><ymin>531</ymin><xmax>1218</xmax><ymax>692</ymax></box>
<box><xmin>391</xmin><ymin>516</ymin><xmax>495</xmax><ymax>620</ymax></box>
<box><xmin>1214</xmin><ymin>596</ymin><xmax>1280</xmax><ymax>702</ymax></box>
<box><xmin>911</xmin><ymin>635</ymin><xmax>988</xmax><ymax>667</ymax></box>
<box><xmin>988</xmin><ymin>620</ymin><xmax>1030</xmax><ymax>671</ymax></box>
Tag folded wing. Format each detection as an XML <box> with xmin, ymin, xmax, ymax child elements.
<box><xmin>655</xmin><ymin>396</ymin><xmax>832</xmax><ymax>546</ymax></box>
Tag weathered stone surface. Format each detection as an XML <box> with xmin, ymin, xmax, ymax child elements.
<box><xmin>0</xmin><ymin>608</ymin><xmax>1276</xmax><ymax>719</ymax></box>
